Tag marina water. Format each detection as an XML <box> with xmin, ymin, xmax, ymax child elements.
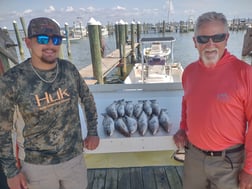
<box><xmin>9</xmin><ymin>30</ymin><xmax>251</xmax><ymax>72</ymax></box>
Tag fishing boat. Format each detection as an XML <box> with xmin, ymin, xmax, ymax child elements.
<box><xmin>71</xmin><ymin>19</ymin><xmax>87</xmax><ymax>38</ymax></box>
<box><xmin>80</xmin><ymin>83</ymin><xmax>182</xmax><ymax>153</ymax></box>
<box><xmin>79</xmin><ymin>39</ymin><xmax>184</xmax><ymax>188</ymax></box>
<box><xmin>101</xmin><ymin>26</ymin><xmax>109</xmax><ymax>36</ymax></box>
<box><xmin>80</xmin><ymin>83</ymin><xmax>184</xmax><ymax>188</ymax></box>
<box><xmin>62</xmin><ymin>19</ymin><xmax>87</xmax><ymax>43</ymax></box>
<box><xmin>124</xmin><ymin>37</ymin><xmax>184</xmax><ymax>84</ymax></box>
<box><xmin>62</xmin><ymin>36</ymin><xmax>82</xmax><ymax>43</ymax></box>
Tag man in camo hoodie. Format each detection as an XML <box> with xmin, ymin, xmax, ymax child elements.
<box><xmin>0</xmin><ymin>17</ymin><xmax>100</xmax><ymax>189</ymax></box>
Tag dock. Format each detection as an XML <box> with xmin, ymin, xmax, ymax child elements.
<box><xmin>87</xmin><ymin>166</ymin><xmax>183</xmax><ymax>189</ymax></box>
<box><xmin>84</xmin><ymin>150</ymin><xmax>184</xmax><ymax>189</ymax></box>
<box><xmin>79</xmin><ymin>43</ymin><xmax>139</xmax><ymax>85</ymax></box>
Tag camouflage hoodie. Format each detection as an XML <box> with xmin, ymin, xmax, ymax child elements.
<box><xmin>0</xmin><ymin>58</ymin><xmax>98</xmax><ymax>178</ymax></box>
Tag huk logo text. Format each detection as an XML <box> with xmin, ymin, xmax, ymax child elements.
<box><xmin>35</xmin><ymin>88</ymin><xmax>70</xmax><ymax>110</ymax></box>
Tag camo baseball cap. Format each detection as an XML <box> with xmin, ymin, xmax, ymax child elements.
<box><xmin>28</xmin><ymin>17</ymin><xmax>63</xmax><ymax>38</ymax></box>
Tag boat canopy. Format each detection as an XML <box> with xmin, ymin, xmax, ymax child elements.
<box><xmin>140</xmin><ymin>36</ymin><xmax>176</xmax><ymax>65</ymax></box>
<box><xmin>140</xmin><ymin>37</ymin><xmax>176</xmax><ymax>43</ymax></box>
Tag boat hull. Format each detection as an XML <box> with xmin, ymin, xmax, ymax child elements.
<box><xmin>124</xmin><ymin>63</ymin><xmax>183</xmax><ymax>84</ymax></box>
<box><xmin>80</xmin><ymin>83</ymin><xmax>183</xmax><ymax>154</ymax></box>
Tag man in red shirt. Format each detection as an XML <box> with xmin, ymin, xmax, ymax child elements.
<box><xmin>173</xmin><ymin>11</ymin><xmax>252</xmax><ymax>189</ymax></box>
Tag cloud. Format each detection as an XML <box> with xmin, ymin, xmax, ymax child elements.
<box><xmin>184</xmin><ymin>9</ymin><xmax>195</xmax><ymax>16</ymax></box>
<box><xmin>65</xmin><ymin>6</ymin><xmax>74</xmax><ymax>12</ymax></box>
<box><xmin>113</xmin><ymin>6</ymin><xmax>126</xmax><ymax>11</ymax></box>
<box><xmin>44</xmin><ymin>6</ymin><xmax>56</xmax><ymax>13</ymax></box>
<box><xmin>23</xmin><ymin>9</ymin><xmax>33</xmax><ymax>15</ymax></box>
<box><xmin>79</xmin><ymin>8</ymin><xmax>86</xmax><ymax>12</ymax></box>
<box><xmin>86</xmin><ymin>6</ymin><xmax>95</xmax><ymax>12</ymax></box>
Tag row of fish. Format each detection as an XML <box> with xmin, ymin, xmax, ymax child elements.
<box><xmin>102</xmin><ymin>99</ymin><xmax>172</xmax><ymax>137</ymax></box>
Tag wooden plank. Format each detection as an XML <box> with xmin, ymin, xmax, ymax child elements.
<box><xmin>165</xmin><ymin>166</ymin><xmax>183</xmax><ymax>189</ymax></box>
<box><xmin>130</xmin><ymin>167</ymin><xmax>144</xmax><ymax>189</ymax></box>
<box><xmin>117</xmin><ymin>168</ymin><xmax>131</xmax><ymax>189</ymax></box>
<box><xmin>87</xmin><ymin>169</ymin><xmax>95</xmax><ymax>189</ymax></box>
<box><xmin>104</xmin><ymin>168</ymin><xmax>118</xmax><ymax>189</ymax></box>
<box><xmin>142</xmin><ymin>167</ymin><xmax>157</xmax><ymax>189</ymax></box>
<box><xmin>153</xmin><ymin>167</ymin><xmax>170</xmax><ymax>189</ymax></box>
<box><xmin>90</xmin><ymin>169</ymin><xmax>106</xmax><ymax>189</ymax></box>
<box><xmin>87</xmin><ymin>166</ymin><xmax>183</xmax><ymax>189</ymax></box>
<box><xmin>175</xmin><ymin>166</ymin><xmax>184</xmax><ymax>181</ymax></box>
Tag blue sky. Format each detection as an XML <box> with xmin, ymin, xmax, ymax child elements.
<box><xmin>0</xmin><ymin>0</ymin><xmax>251</xmax><ymax>29</ymax></box>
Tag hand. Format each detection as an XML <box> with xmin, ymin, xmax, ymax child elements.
<box><xmin>7</xmin><ymin>172</ymin><xmax>28</xmax><ymax>189</ymax></box>
<box><xmin>83</xmin><ymin>136</ymin><xmax>100</xmax><ymax>150</ymax></box>
<box><xmin>239</xmin><ymin>170</ymin><xmax>252</xmax><ymax>189</ymax></box>
<box><xmin>173</xmin><ymin>129</ymin><xmax>188</xmax><ymax>149</ymax></box>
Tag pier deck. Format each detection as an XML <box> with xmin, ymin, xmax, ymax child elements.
<box><xmin>79</xmin><ymin>44</ymin><xmax>139</xmax><ymax>85</ymax></box>
<box><xmin>85</xmin><ymin>151</ymin><xmax>184</xmax><ymax>189</ymax></box>
<box><xmin>87</xmin><ymin>166</ymin><xmax>183</xmax><ymax>189</ymax></box>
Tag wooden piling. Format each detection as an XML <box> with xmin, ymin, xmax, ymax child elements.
<box><xmin>87</xmin><ymin>20</ymin><xmax>103</xmax><ymax>84</ymax></box>
<box><xmin>162</xmin><ymin>20</ymin><xmax>166</xmax><ymax>34</ymax></box>
<box><xmin>130</xmin><ymin>22</ymin><xmax>136</xmax><ymax>63</ymax></box>
<box><xmin>97</xmin><ymin>24</ymin><xmax>104</xmax><ymax>57</ymax></box>
<box><xmin>136</xmin><ymin>22</ymin><xmax>141</xmax><ymax>57</ymax></box>
<box><xmin>64</xmin><ymin>23</ymin><xmax>72</xmax><ymax>57</ymax></box>
<box><xmin>136</xmin><ymin>22</ymin><xmax>141</xmax><ymax>43</ymax></box>
<box><xmin>115</xmin><ymin>23</ymin><xmax>119</xmax><ymax>49</ymax></box>
<box><xmin>20</xmin><ymin>17</ymin><xmax>27</xmax><ymax>37</ymax></box>
<box><xmin>13</xmin><ymin>21</ymin><xmax>25</xmax><ymax>61</ymax></box>
<box><xmin>125</xmin><ymin>23</ymin><xmax>128</xmax><ymax>43</ymax></box>
<box><xmin>118</xmin><ymin>21</ymin><xmax>127</xmax><ymax>76</ymax></box>
<box><xmin>19</xmin><ymin>17</ymin><xmax>32</xmax><ymax>56</ymax></box>
<box><xmin>242</xmin><ymin>27</ymin><xmax>252</xmax><ymax>56</ymax></box>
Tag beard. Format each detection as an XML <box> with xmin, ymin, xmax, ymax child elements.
<box><xmin>40</xmin><ymin>48</ymin><xmax>58</xmax><ymax>64</ymax></box>
<box><xmin>201</xmin><ymin>48</ymin><xmax>220</xmax><ymax>68</ymax></box>
<box><xmin>41</xmin><ymin>56</ymin><xmax>57</xmax><ymax>64</ymax></box>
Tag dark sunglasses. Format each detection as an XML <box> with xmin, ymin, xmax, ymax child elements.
<box><xmin>36</xmin><ymin>35</ymin><xmax>62</xmax><ymax>46</ymax></box>
<box><xmin>196</xmin><ymin>33</ymin><xmax>227</xmax><ymax>44</ymax></box>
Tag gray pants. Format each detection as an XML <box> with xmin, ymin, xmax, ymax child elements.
<box><xmin>183</xmin><ymin>143</ymin><xmax>244</xmax><ymax>189</ymax></box>
<box><xmin>21</xmin><ymin>154</ymin><xmax>88</xmax><ymax>189</ymax></box>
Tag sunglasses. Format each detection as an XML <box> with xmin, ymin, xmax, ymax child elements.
<box><xmin>36</xmin><ymin>35</ymin><xmax>62</xmax><ymax>46</ymax></box>
<box><xmin>196</xmin><ymin>33</ymin><xmax>227</xmax><ymax>44</ymax></box>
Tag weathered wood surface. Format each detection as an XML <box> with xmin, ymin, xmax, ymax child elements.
<box><xmin>0</xmin><ymin>28</ymin><xmax>19</xmax><ymax>75</ymax></box>
<box><xmin>0</xmin><ymin>28</ymin><xmax>18</xmax><ymax>64</ymax></box>
<box><xmin>242</xmin><ymin>27</ymin><xmax>252</xmax><ymax>56</ymax></box>
<box><xmin>87</xmin><ymin>166</ymin><xmax>183</xmax><ymax>189</ymax></box>
<box><xmin>79</xmin><ymin>43</ymin><xmax>139</xmax><ymax>85</ymax></box>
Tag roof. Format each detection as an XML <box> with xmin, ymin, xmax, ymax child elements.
<box><xmin>140</xmin><ymin>37</ymin><xmax>176</xmax><ymax>43</ymax></box>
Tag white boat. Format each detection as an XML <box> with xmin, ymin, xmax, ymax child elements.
<box><xmin>124</xmin><ymin>37</ymin><xmax>184</xmax><ymax>84</ymax></box>
<box><xmin>62</xmin><ymin>19</ymin><xmax>87</xmax><ymax>43</ymax></box>
<box><xmin>86</xmin><ymin>25</ymin><xmax>109</xmax><ymax>37</ymax></box>
<box><xmin>80</xmin><ymin>83</ymin><xmax>182</xmax><ymax>154</ymax></box>
<box><xmin>62</xmin><ymin>36</ymin><xmax>82</xmax><ymax>43</ymax></box>
<box><xmin>101</xmin><ymin>26</ymin><xmax>109</xmax><ymax>36</ymax></box>
<box><xmin>71</xmin><ymin>19</ymin><xmax>87</xmax><ymax>38</ymax></box>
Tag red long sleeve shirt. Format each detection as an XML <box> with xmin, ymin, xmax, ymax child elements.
<box><xmin>180</xmin><ymin>50</ymin><xmax>252</xmax><ymax>174</ymax></box>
